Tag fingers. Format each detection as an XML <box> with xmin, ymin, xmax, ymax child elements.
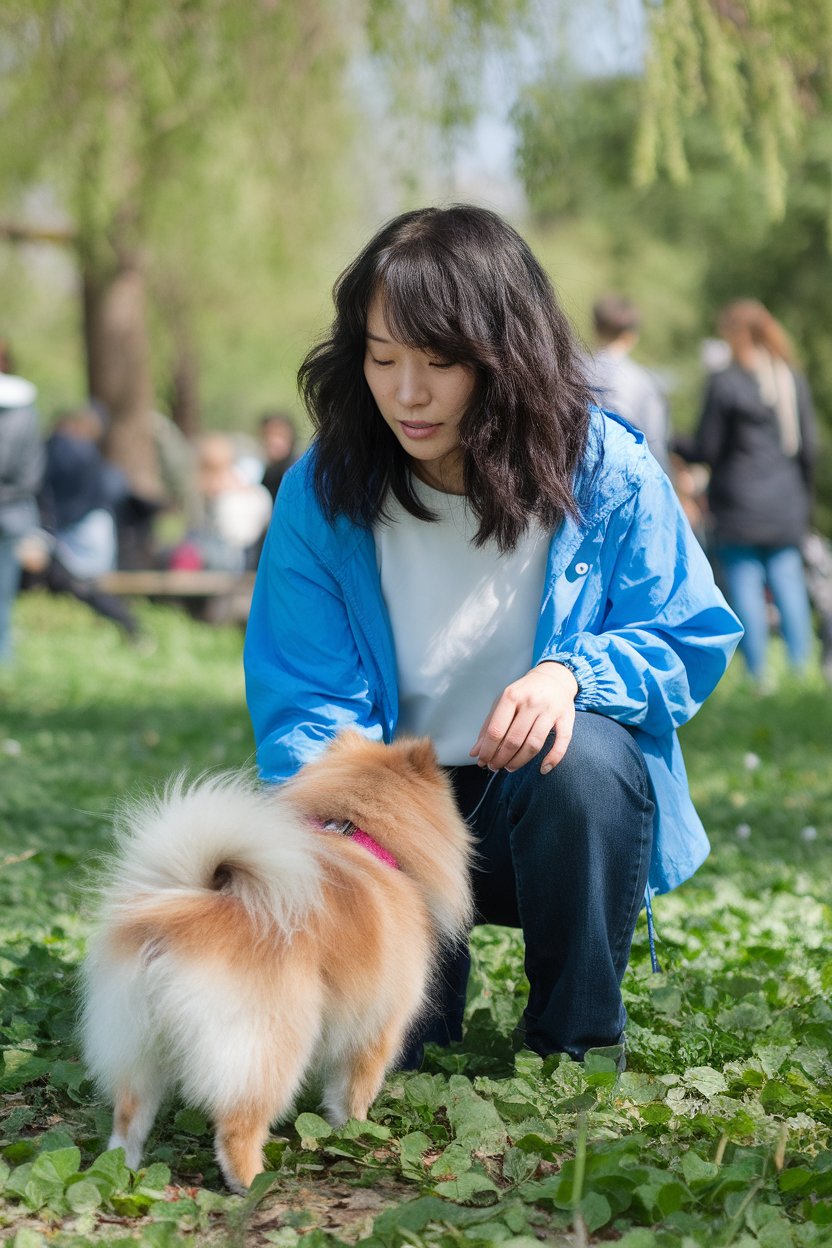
<box><xmin>540</xmin><ymin>707</ymin><xmax>575</xmax><ymax>773</ymax></box>
<box><xmin>471</xmin><ymin>678</ymin><xmax>553</xmax><ymax>771</ymax></box>
<box><xmin>469</xmin><ymin>667</ymin><xmax>578</xmax><ymax>773</ymax></box>
<box><xmin>493</xmin><ymin>711</ymin><xmax>552</xmax><ymax>772</ymax></box>
<box><xmin>470</xmin><ymin>681</ymin><xmax>527</xmax><ymax>765</ymax></box>
<box><xmin>469</xmin><ymin>691</ymin><xmax>503</xmax><ymax>764</ymax></box>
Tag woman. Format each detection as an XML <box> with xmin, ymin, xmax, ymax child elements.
<box><xmin>692</xmin><ymin>300</ymin><xmax>817</xmax><ymax>686</ymax></box>
<box><xmin>244</xmin><ymin>206</ymin><xmax>741</xmax><ymax>1066</ymax></box>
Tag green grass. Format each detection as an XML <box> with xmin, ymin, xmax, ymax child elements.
<box><xmin>1</xmin><ymin>592</ymin><xmax>831</xmax><ymax>1247</ymax></box>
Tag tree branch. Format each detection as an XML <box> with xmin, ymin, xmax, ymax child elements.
<box><xmin>0</xmin><ymin>220</ymin><xmax>76</xmax><ymax>246</ymax></box>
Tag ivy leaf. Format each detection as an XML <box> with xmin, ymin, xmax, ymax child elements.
<box><xmin>173</xmin><ymin>1107</ymin><xmax>209</xmax><ymax>1135</ymax></box>
<box><xmin>64</xmin><ymin>1177</ymin><xmax>104</xmax><ymax>1212</ymax></box>
<box><xmin>136</xmin><ymin>1161</ymin><xmax>173</xmax><ymax>1193</ymax></box>
<box><xmin>87</xmin><ymin>1148</ymin><xmax>132</xmax><ymax>1194</ymax></box>
<box><xmin>336</xmin><ymin>1118</ymin><xmax>390</xmax><ymax>1141</ymax></box>
<box><xmin>399</xmin><ymin>1130</ymin><xmax>432</xmax><ymax>1178</ymax></box>
<box><xmin>403</xmin><ymin>1072</ymin><xmax>449</xmax><ymax>1115</ymax></box>
<box><xmin>9</xmin><ymin>1230</ymin><xmax>46</xmax><ymax>1248</ymax></box>
<box><xmin>433</xmin><ymin>1169</ymin><xmax>499</xmax><ymax>1203</ymax></box>
<box><xmin>446</xmin><ymin>1075</ymin><xmax>507</xmax><ymax>1154</ymax></box>
<box><xmin>430</xmin><ymin>1142</ymin><xmax>473</xmax><ymax>1178</ymax></box>
<box><xmin>294</xmin><ymin>1113</ymin><xmax>332</xmax><ymax>1150</ymax></box>
<box><xmin>680</xmin><ymin>1150</ymin><xmax>719</xmax><ymax>1189</ymax></box>
<box><xmin>579</xmin><ymin>1189</ymin><xmax>613</xmax><ymax>1232</ymax></box>
<box><xmin>634</xmin><ymin>1176</ymin><xmax>690</xmax><ymax>1220</ymax></box>
<box><xmin>502</xmin><ymin>1146</ymin><xmax>541</xmax><ymax>1186</ymax></box>
<box><xmin>30</xmin><ymin>1145</ymin><xmax>81</xmax><ymax>1182</ymax></box>
<box><xmin>683</xmin><ymin>1066</ymin><xmax>728</xmax><ymax>1097</ymax></box>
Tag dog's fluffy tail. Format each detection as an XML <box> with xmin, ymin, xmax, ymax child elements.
<box><xmin>97</xmin><ymin>772</ymin><xmax>321</xmax><ymax>936</ymax></box>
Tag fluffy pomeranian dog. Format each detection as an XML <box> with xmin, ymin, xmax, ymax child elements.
<box><xmin>81</xmin><ymin>732</ymin><xmax>473</xmax><ymax>1193</ymax></box>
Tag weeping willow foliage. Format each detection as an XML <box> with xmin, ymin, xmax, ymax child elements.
<box><xmin>637</xmin><ymin>0</ymin><xmax>832</xmax><ymax>219</ymax></box>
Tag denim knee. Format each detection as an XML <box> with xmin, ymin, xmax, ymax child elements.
<box><xmin>507</xmin><ymin>711</ymin><xmax>653</xmax><ymax>836</ymax></box>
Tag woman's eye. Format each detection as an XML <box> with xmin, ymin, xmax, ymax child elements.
<box><xmin>370</xmin><ymin>356</ymin><xmax>394</xmax><ymax>367</ymax></box>
<box><xmin>429</xmin><ymin>360</ymin><xmax>454</xmax><ymax>370</ymax></box>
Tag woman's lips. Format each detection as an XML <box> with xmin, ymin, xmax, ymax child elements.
<box><xmin>400</xmin><ymin>421</ymin><xmax>441</xmax><ymax>440</ymax></box>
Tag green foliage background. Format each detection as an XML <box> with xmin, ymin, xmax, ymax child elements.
<box><xmin>3</xmin><ymin>2</ymin><xmax>831</xmax><ymax>535</ymax></box>
<box><xmin>514</xmin><ymin>70</ymin><xmax>832</xmax><ymax>528</ymax></box>
<box><xmin>1</xmin><ymin>596</ymin><xmax>831</xmax><ymax>1245</ymax></box>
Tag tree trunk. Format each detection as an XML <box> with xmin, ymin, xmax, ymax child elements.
<box><xmin>82</xmin><ymin>257</ymin><xmax>163</xmax><ymax>503</ymax></box>
<box><xmin>167</xmin><ymin>313</ymin><xmax>201</xmax><ymax>440</ymax></box>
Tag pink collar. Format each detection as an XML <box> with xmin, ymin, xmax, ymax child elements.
<box><xmin>315</xmin><ymin>819</ymin><xmax>400</xmax><ymax>870</ymax></box>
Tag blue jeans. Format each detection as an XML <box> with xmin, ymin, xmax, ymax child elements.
<box><xmin>717</xmin><ymin>543</ymin><xmax>812</xmax><ymax>680</ymax></box>
<box><xmin>0</xmin><ymin>535</ymin><xmax>22</xmax><ymax>664</ymax></box>
<box><xmin>404</xmin><ymin>711</ymin><xmax>655</xmax><ymax>1064</ymax></box>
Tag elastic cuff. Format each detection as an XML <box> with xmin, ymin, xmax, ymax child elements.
<box><xmin>537</xmin><ymin>652</ymin><xmax>597</xmax><ymax>705</ymax></box>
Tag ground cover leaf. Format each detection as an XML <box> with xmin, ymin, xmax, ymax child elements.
<box><xmin>2</xmin><ymin>604</ymin><xmax>832</xmax><ymax>1243</ymax></box>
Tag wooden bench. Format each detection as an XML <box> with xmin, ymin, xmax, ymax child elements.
<box><xmin>94</xmin><ymin>570</ymin><xmax>256</xmax><ymax>624</ymax></box>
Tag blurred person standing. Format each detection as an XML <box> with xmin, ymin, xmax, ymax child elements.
<box><xmin>38</xmin><ymin>406</ymin><xmax>140</xmax><ymax>639</ymax></box>
<box><xmin>0</xmin><ymin>342</ymin><xmax>43</xmax><ymax>664</ymax></box>
<box><xmin>171</xmin><ymin>433</ymin><xmax>272</xmax><ymax>572</ymax></box>
<box><xmin>585</xmin><ymin>295</ymin><xmax>671</xmax><ymax>474</ymax></box>
<box><xmin>260</xmin><ymin>411</ymin><xmax>298</xmax><ymax>502</ymax></box>
<box><xmin>688</xmin><ymin>300</ymin><xmax>817</xmax><ymax>687</ymax></box>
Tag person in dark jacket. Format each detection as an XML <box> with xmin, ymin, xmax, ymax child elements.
<box><xmin>38</xmin><ymin>406</ymin><xmax>139</xmax><ymax>639</ymax></box>
<box><xmin>689</xmin><ymin>300</ymin><xmax>817</xmax><ymax>685</ymax></box>
<box><xmin>0</xmin><ymin>359</ymin><xmax>43</xmax><ymax>664</ymax></box>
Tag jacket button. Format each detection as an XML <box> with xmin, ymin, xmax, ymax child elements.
<box><xmin>574</xmin><ymin>562</ymin><xmax>589</xmax><ymax>575</ymax></box>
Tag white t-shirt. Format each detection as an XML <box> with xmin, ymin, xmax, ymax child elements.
<box><xmin>375</xmin><ymin>478</ymin><xmax>550</xmax><ymax>766</ymax></box>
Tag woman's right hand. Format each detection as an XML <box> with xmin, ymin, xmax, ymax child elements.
<box><xmin>469</xmin><ymin>661</ymin><xmax>579</xmax><ymax>775</ymax></box>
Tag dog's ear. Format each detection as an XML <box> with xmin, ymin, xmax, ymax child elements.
<box><xmin>399</xmin><ymin>736</ymin><xmax>439</xmax><ymax>778</ymax></box>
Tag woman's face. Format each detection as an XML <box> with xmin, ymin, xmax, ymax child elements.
<box><xmin>363</xmin><ymin>294</ymin><xmax>475</xmax><ymax>493</ymax></box>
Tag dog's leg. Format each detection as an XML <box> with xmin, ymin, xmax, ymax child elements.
<box><xmin>214</xmin><ymin>1106</ymin><xmax>275</xmax><ymax>1194</ymax></box>
<box><xmin>324</xmin><ymin>1032</ymin><xmax>401</xmax><ymax>1125</ymax></box>
<box><xmin>110</xmin><ymin>1081</ymin><xmax>164</xmax><ymax>1171</ymax></box>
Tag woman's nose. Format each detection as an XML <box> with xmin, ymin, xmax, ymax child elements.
<box><xmin>396</xmin><ymin>362</ymin><xmax>430</xmax><ymax>408</ymax></box>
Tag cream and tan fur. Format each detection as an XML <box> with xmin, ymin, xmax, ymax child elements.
<box><xmin>81</xmin><ymin>733</ymin><xmax>473</xmax><ymax>1193</ymax></box>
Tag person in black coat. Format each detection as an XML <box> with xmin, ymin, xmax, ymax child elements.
<box><xmin>686</xmin><ymin>300</ymin><xmax>817</xmax><ymax>686</ymax></box>
<box><xmin>37</xmin><ymin>406</ymin><xmax>140</xmax><ymax>640</ymax></box>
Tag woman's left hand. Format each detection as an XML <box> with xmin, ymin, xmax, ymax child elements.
<box><xmin>469</xmin><ymin>661</ymin><xmax>579</xmax><ymax>775</ymax></box>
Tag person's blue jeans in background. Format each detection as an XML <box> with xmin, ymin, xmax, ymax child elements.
<box><xmin>0</xmin><ymin>535</ymin><xmax>22</xmax><ymax>664</ymax></box>
<box><xmin>717</xmin><ymin>543</ymin><xmax>812</xmax><ymax>681</ymax></box>
<box><xmin>402</xmin><ymin>710</ymin><xmax>655</xmax><ymax>1066</ymax></box>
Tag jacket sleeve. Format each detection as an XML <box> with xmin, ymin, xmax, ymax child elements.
<box><xmin>539</xmin><ymin>461</ymin><xmax>743</xmax><ymax>736</ymax></box>
<box><xmin>692</xmin><ymin>373</ymin><xmax>729</xmax><ymax>467</ymax></box>
<box><xmin>18</xmin><ymin>410</ymin><xmax>44</xmax><ymax>496</ymax></box>
<box><xmin>243</xmin><ymin>467</ymin><xmax>383</xmax><ymax>783</ymax></box>
<box><xmin>795</xmin><ymin>372</ymin><xmax>818</xmax><ymax>487</ymax></box>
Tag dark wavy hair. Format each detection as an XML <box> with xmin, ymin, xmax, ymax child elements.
<box><xmin>298</xmin><ymin>204</ymin><xmax>593</xmax><ymax>552</ymax></box>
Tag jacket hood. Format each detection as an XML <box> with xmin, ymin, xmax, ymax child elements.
<box><xmin>0</xmin><ymin>374</ymin><xmax>37</xmax><ymax>409</ymax></box>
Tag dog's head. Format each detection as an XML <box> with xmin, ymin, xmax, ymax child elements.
<box><xmin>284</xmin><ymin>732</ymin><xmax>473</xmax><ymax>940</ymax></box>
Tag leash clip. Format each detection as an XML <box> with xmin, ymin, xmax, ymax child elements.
<box><xmin>322</xmin><ymin>818</ymin><xmax>355</xmax><ymax>837</ymax></box>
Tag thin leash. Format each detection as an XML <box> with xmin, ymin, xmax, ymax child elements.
<box><xmin>466</xmin><ymin>768</ymin><xmax>500</xmax><ymax>821</ymax></box>
<box><xmin>644</xmin><ymin>887</ymin><xmax>661</xmax><ymax>974</ymax></box>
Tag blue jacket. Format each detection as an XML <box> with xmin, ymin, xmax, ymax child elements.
<box><xmin>244</xmin><ymin>409</ymin><xmax>742</xmax><ymax>895</ymax></box>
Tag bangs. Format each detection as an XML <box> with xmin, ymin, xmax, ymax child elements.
<box><xmin>371</xmin><ymin>249</ymin><xmax>485</xmax><ymax>365</ymax></box>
